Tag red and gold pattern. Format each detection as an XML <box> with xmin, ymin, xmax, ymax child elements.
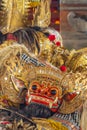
<box><xmin>25</xmin><ymin>66</ymin><xmax>63</xmax><ymax>113</ymax></box>
<box><xmin>0</xmin><ymin>40</ymin><xmax>64</xmax><ymax>109</ymax></box>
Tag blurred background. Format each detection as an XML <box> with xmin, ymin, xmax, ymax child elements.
<box><xmin>50</xmin><ymin>0</ymin><xmax>87</xmax><ymax>50</ymax></box>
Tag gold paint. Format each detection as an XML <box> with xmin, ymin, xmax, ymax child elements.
<box><xmin>0</xmin><ymin>0</ymin><xmax>51</xmax><ymax>34</ymax></box>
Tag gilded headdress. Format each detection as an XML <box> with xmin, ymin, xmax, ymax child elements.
<box><xmin>0</xmin><ymin>0</ymin><xmax>51</xmax><ymax>34</ymax></box>
<box><xmin>66</xmin><ymin>48</ymin><xmax>87</xmax><ymax>72</ymax></box>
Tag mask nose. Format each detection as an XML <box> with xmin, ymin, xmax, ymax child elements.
<box><xmin>40</xmin><ymin>87</ymin><xmax>49</xmax><ymax>95</ymax></box>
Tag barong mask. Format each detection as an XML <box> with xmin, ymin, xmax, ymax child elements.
<box><xmin>25</xmin><ymin>66</ymin><xmax>63</xmax><ymax>118</ymax></box>
<box><xmin>0</xmin><ymin>42</ymin><xmax>64</xmax><ymax>110</ymax></box>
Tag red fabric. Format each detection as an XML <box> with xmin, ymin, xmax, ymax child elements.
<box><xmin>64</xmin><ymin>92</ymin><xmax>77</xmax><ymax>101</ymax></box>
<box><xmin>7</xmin><ymin>33</ymin><xmax>17</xmax><ymax>41</ymax></box>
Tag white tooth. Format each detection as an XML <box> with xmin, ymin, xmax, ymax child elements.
<box><xmin>49</xmin><ymin>102</ymin><xmax>53</xmax><ymax>108</ymax></box>
<box><xmin>53</xmin><ymin>97</ymin><xmax>58</xmax><ymax>104</ymax></box>
<box><xmin>28</xmin><ymin>97</ymin><xmax>32</xmax><ymax>103</ymax></box>
<box><xmin>28</xmin><ymin>90</ymin><xmax>30</xmax><ymax>97</ymax></box>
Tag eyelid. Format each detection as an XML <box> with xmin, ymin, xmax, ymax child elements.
<box><xmin>50</xmin><ymin>87</ymin><xmax>58</xmax><ymax>91</ymax></box>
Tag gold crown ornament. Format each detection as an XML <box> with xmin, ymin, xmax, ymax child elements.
<box><xmin>0</xmin><ymin>39</ymin><xmax>64</xmax><ymax>108</ymax></box>
<box><xmin>66</xmin><ymin>48</ymin><xmax>87</xmax><ymax>72</ymax></box>
<box><xmin>37</xmin><ymin>28</ymin><xmax>64</xmax><ymax>65</ymax></box>
<box><xmin>0</xmin><ymin>0</ymin><xmax>51</xmax><ymax>34</ymax></box>
<box><xmin>0</xmin><ymin>43</ymin><xmax>34</xmax><ymax>107</ymax></box>
<box><xmin>0</xmin><ymin>0</ymin><xmax>64</xmax><ymax>64</ymax></box>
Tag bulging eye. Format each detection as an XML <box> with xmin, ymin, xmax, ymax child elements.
<box><xmin>32</xmin><ymin>85</ymin><xmax>37</xmax><ymax>90</ymax></box>
<box><xmin>29</xmin><ymin>81</ymin><xmax>41</xmax><ymax>92</ymax></box>
<box><xmin>50</xmin><ymin>90</ymin><xmax>57</xmax><ymax>95</ymax></box>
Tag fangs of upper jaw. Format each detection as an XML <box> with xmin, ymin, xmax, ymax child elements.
<box><xmin>28</xmin><ymin>97</ymin><xmax>32</xmax><ymax>104</ymax></box>
<box><xmin>53</xmin><ymin>97</ymin><xmax>58</xmax><ymax>104</ymax></box>
<box><xmin>49</xmin><ymin>102</ymin><xmax>53</xmax><ymax>108</ymax></box>
<box><xmin>27</xmin><ymin>90</ymin><xmax>32</xmax><ymax>103</ymax></box>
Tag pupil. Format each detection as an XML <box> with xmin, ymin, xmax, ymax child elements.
<box><xmin>32</xmin><ymin>85</ymin><xmax>37</xmax><ymax>90</ymax></box>
<box><xmin>51</xmin><ymin>90</ymin><xmax>56</xmax><ymax>95</ymax></box>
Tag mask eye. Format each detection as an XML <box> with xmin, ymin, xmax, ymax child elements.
<box><xmin>50</xmin><ymin>90</ymin><xmax>57</xmax><ymax>95</ymax></box>
<box><xmin>29</xmin><ymin>81</ymin><xmax>41</xmax><ymax>92</ymax></box>
<box><xmin>32</xmin><ymin>85</ymin><xmax>37</xmax><ymax>90</ymax></box>
<box><xmin>50</xmin><ymin>87</ymin><xmax>59</xmax><ymax>97</ymax></box>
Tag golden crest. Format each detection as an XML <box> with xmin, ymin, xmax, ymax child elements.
<box><xmin>0</xmin><ymin>41</ymin><xmax>64</xmax><ymax>108</ymax></box>
<box><xmin>0</xmin><ymin>0</ymin><xmax>51</xmax><ymax>34</ymax></box>
<box><xmin>67</xmin><ymin>48</ymin><xmax>87</xmax><ymax>72</ymax></box>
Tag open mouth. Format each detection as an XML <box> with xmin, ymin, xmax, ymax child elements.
<box><xmin>26</xmin><ymin>93</ymin><xmax>59</xmax><ymax>112</ymax></box>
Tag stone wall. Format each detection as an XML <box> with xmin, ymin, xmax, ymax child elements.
<box><xmin>61</xmin><ymin>0</ymin><xmax>87</xmax><ymax>4</ymax></box>
<box><xmin>60</xmin><ymin>0</ymin><xmax>87</xmax><ymax>50</ymax></box>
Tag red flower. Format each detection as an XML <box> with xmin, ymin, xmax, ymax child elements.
<box><xmin>55</xmin><ymin>41</ymin><xmax>61</xmax><ymax>46</ymax></box>
<box><xmin>60</xmin><ymin>65</ymin><xmax>67</xmax><ymax>72</ymax></box>
<box><xmin>48</xmin><ymin>35</ymin><xmax>55</xmax><ymax>41</ymax></box>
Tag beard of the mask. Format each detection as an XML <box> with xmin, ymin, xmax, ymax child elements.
<box><xmin>20</xmin><ymin>103</ymin><xmax>54</xmax><ymax>118</ymax></box>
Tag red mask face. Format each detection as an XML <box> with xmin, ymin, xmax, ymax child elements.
<box><xmin>25</xmin><ymin>80</ymin><xmax>62</xmax><ymax>113</ymax></box>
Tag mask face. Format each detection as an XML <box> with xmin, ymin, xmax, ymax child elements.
<box><xmin>25</xmin><ymin>73</ymin><xmax>63</xmax><ymax>118</ymax></box>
